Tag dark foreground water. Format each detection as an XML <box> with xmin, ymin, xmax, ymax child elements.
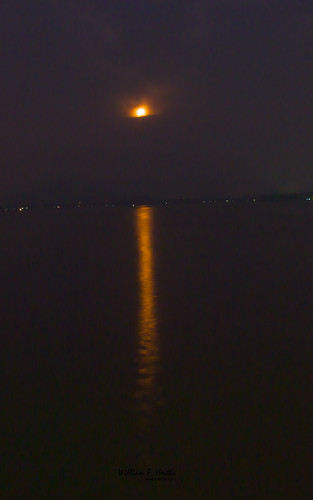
<box><xmin>1</xmin><ymin>204</ymin><xmax>313</xmax><ymax>499</ymax></box>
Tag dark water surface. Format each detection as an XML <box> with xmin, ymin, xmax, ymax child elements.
<box><xmin>1</xmin><ymin>205</ymin><xmax>313</xmax><ymax>499</ymax></box>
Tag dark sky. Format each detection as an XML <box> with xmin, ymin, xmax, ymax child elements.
<box><xmin>1</xmin><ymin>0</ymin><xmax>313</xmax><ymax>202</ymax></box>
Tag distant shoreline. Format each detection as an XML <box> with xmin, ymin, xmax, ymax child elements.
<box><xmin>2</xmin><ymin>192</ymin><xmax>313</xmax><ymax>213</ymax></box>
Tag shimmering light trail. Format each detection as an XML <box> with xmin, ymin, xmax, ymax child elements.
<box><xmin>135</xmin><ymin>206</ymin><xmax>159</xmax><ymax>410</ymax></box>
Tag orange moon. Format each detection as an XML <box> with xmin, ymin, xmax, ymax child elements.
<box><xmin>130</xmin><ymin>105</ymin><xmax>150</xmax><ymax>118</ymax></box>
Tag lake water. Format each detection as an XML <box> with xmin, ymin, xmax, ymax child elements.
<box><xmin>2</xmin><ymin>204</ymin><xmax>313</xmax><ymax>499</ymax></box>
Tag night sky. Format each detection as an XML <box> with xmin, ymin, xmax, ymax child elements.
<box><xmin>1</xmin><ymin>0</ymin><xmax>313</xmax><ymax>203</ymax></box>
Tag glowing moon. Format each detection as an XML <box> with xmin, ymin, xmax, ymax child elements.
<box><xmin>121</xmin><ymin>85</ymin><xmax>169</xmax><ymax>118</ymax></box>
<box><xmin>129</xmin><ymin>105</ymin><xmax>150</xmax><ymax>118</ymax></box>
<box><xmin>135</xmin><ymin>107</ymin><xmax>147</xmax><ymax>117</ymax></box>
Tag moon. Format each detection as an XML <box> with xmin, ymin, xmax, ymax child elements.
<box><xmin>120</xmin><ymin>84</ymin><xmax>170</xmax><ymax>118</ymax></box>
<box><xmin>135</xmin><ymin>107</ymin><xmax>147</xmax><ymax>117</ymax></box>
<box><xmin>130</xmin><ymin>105</ymin><xmax>149</xmax><ymax>118</ymax></box>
